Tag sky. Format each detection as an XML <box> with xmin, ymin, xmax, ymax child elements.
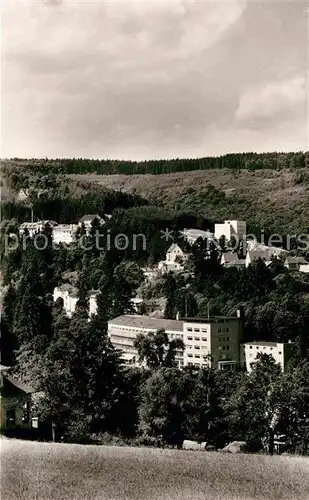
<box><xmin>1</xmin><ymin>0</ymin><xmax>308</xmax><ymax>160</ymax></box>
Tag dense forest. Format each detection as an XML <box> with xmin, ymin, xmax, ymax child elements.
<box><xmin>1</xmin><ymin>215</ymin><xmax>309</xmax><ymax>453</ymax></box>
<box><xmin>3</xmin><ymin>151</ymin><xmax>309</xmax><ymax>176</ymax></box>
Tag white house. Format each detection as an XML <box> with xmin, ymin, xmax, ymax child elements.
<box><xmin>53</xmin><ymin>224</ymin><xmax>78</xmax><ymax>245</ymax></box>
<box><xmin>241</xmin><ymin>341</ymin><xmax>295</xmax><ymax>372</ymax></box>
<box><xmin>53</xmin><ymin>285</ymin><xmax>99</xmax><ymax>318</ymax></box>
<box><xmin>53</xmin><ymin>285</ymin><xmax>79</xmax><ymax>317</ymax></box>
<box><xmin>214</xmin><ymin>220</ymin><xmax>246</xmax><ymax>243</ymax></box>
<box><xmin>157</xmin><ymin>243</ymin><xmax>187</xmax><ymax>273</ymax></box>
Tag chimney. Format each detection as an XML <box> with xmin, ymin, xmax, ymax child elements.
<box><xmin>176</xmin><ymin>311</ymin><xmax>181</xmax><ymax>321</ymax></box>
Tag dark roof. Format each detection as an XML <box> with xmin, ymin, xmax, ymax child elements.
<box><xmin>1</xmin><ymin>375</ymin><xmax>35</xmax><ymax>396</ymax></box>
<box><xmin>108</xmin><ymin>314</ymin><xmax>183</xmax><ymax>332</ymax></box>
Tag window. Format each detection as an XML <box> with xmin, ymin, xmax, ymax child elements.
<box><xmin>187</xmin><ymin>336</ymin><xmax>193</xmax><ymax>341</ymax></box>
<box><xmin>218</xmin><ymin>328</ymin><xmax>221</xmax><ymax>333</ymax></box>
<box><xmin>201</xmin><ymin>329</ymin><xmax>208</xmax><ymax>333</ymax></box>
<box><xmin>194</xmin><ymin>346</ymin><xmax>200</xmax><ymax>350</ymax></box>
<box><xmin>22</xmin><ymin>401</ymin><xmax>30</xmax><ymax>424</ymax></box>
<box><xmin>187</xmin><ymin>328</ymin><xmax>192</xmax><ymax>332</ymax></box>
<box><xmin>278</xmin><ymin>351</ymin><xmax>282</xmax><ymax>355</ymax></box>
<box><xmin>256</xmin><ymin>346</ymin><xmax>259</xmax><ymax>350</ymax></box>
<box><xmin>201</xmin><ymin>337</ymin><xmax>207</xmax><ymax>342</ymax></box>
<box><xmin>226</xmin><ymin>346</ymin><xmax>229</xmax><ymax>350</ymax></box>
<box><xmin>6</xmin><ymin>409</ymin><xmax>16</xmax><ymax>426</ymax></box>
<box><xmin>194</xmin><ymin>328</ymin><xmax>200</xmax><ymax>332</ymax></box>
<box><xmin>194</xmin><ymin>354</ymin><xmax>200</xmax><ymax>359</ymax></box>
<box><xmin>188</xmin><ymin>353</ymin><xmax>193</xmax><ymax>358</ymax></box>
<box><xmin>226</xmin><ymin>328</ymin><xmax>229</xmax><ymax>333</ymax></box>
<box><xmin>250</xmin><ymin>346</ymin><xmax>252</xmax><ymax>349</ymax></box>
<box><xmin>194</xmin><ymin>337</ymin><xmax>200</xmax><ymax>341</ymax></box>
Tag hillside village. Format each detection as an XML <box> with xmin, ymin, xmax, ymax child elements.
<box><xmin>1</xmin><ymin>159</ymin><xmax>309</xmax><ymax>455</ymax></box>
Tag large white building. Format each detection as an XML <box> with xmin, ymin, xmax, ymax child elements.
<box><xmin>107</xmin><ymin>311</ymin><xmax>244</xmax><ymax>369</ymax></box>
<box><xmin>19</xmin><ymin>220</ymin><xmax>57</xmax><ymax>238</ymax></box>
<box><xmin>53</xmin><ymin>224</ymin><xmax>78</xmax><ymax>245</ymax></box>
<box><xmin>241</xmin><ymin>341</ymin><xmax>295</xmax><ymax>372</ymax></box>
<box><xmin>108</xmin><ymin>315</ymin><xmax>184</xmax><ymax>366</ymax></box>
<box><xmin>214</xmin><ymin>220</ymin><xmax>246</xmax><ymax>243</ymax></box>
<box><xmin>183</xmin><ymin>313</ymin><xmax>243</xmax><ymax>370</ymax></box>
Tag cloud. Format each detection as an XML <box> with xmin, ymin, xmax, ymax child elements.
<box><xmin>235</xmin><ymin>77</ymin><xmax>306</xmax><ymax>124</ymax></box>
<box><xmin>1</xmin><ymin>0</ymin><xmax>306</xmax><ymax>159</ymax></box>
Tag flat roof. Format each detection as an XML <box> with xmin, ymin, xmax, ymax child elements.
<box><xmin>184</xmin><ymin>316</ymin><xmax>241</xmax><ymax>324</ymax></box>
<box><xmin>108</xmin><ymin>314</ymin><xmax>184</xmax><ymax>332</ymax></box>
<box><xmin>242</xmin><ymin>341</ymin><xmax>294</xmax><ymax>347</ymax></box>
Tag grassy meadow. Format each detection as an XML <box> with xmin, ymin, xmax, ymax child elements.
<box><xmin>1</xmin><ymin>439</ymin><xmax>309</xmax><ymax>500</ymax></box>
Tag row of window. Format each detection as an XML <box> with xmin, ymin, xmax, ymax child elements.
<box><xmin>187</xmin><ymin>353</ymin><xmax>209</xmax><ymax>360</ymax></box>
<box><xmin>247</xmin><ymin>345</ymin><xmax>281</xmax><ymax>354</ymax></box>
<box><xmin>219</xmin><ymin>336</ymin><xmax>230</xmax><ymax>342</ymax></box>
<box><xmin>187</xmin><ymin>336</ymin><xmax>208</xmax><ymax>342</ymax></box>
<box><xmin>218</xmin><ymin>328</ymin><xmax>229</xmax><ymax>333</ymax></box>
<box><xmin>186</xmin><ymin>327</ymin><xmax>209</xmax><ymax>333</ymax></box>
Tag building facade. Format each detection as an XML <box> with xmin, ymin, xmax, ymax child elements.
<box><xmin>53</xmin><ymin>224</ymin><xmax>78</xmax><ymax>245</ymax></box>
<box><xmin>214</xmin><ymin>220</ymin><xmax>246</xmax><ymax>243</ymax></box>
<box><xmin>53</xmin><ymin>286</ymin><xmax>98</xmax><ymax>318</ymax></box>
<box><xmin>241</xmin><ymin>341</ymin><xmax>295</xmax><ymax>372</ymax></box>
<box><xmin>158</xmin><ymin>243</ymin><xmax>187</xmax><ymax>273</ymax></box>
<box><xmin>108</xmin><ymin>311</ymin><xmax>244</xmax><ymax>370</ymax></box>
<box><xmin>107</xmin><ymin>315</ymin><xmax>184</xmax><ymax>367</ymax></box>
<box><xmin>183</xmin><ymin>314</ymin><xmax>243</xmax><ymax>370</ymax></box>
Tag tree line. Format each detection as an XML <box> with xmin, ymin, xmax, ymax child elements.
<box><xmin>3</xmin><ymin>151</ymin><xmax>308</xmax><ymax>176</ymax></box>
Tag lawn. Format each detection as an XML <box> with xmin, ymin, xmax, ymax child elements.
<box><xmin>1</xmin><ymin>439</ymin><xmax>309</xmax><ymax>500</ymax></box>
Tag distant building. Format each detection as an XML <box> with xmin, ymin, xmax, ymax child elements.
<box><xmin>78</xmin><ymin>214</ymin><xmax>106</xmax><ymax>231</ymax></box>
<box><xmin>19</xmin><ymin>220</ymin><xmax>57</xmax><ymax>238</ymax></box>
<box><xmin>220</xmin><ymin>252</ymin><xmax>245</xmax><ymax>269</ymax></box>
<box><xmin>107</xmin><ymin>315</ymin><xmax>184</xmax><ymax>367</ymax></box>
<box><xmin>158</xmin><ymin>243</ymin><xmax>187</xmax><ymax>273</ymax></box>
<box><xmin>53</xmin><ymin>224</ymin><xmax>78</xmax><ymax>245</ymax></box>
<box><xmin>284</xmin><ymin>256</ymin><xmax>309</xmax><ymax>272</ymax></box>
<box><xmin>241</xmin><ymin>341</ymin><xmax>295</xmax><ymax>372</ymax></box>
<box><xmin>108</xmin><ymin>310</ymin><xmax>244</xmax><ymax>370</ymax></box>
<box><xmin>53</xmin><ymin>285</ymin><xmax>79</xmax><ymax>317</ymax></box>
<box><xmin>245</xmin><ymin>249</ymin><xmax>273</xmax><ymax>267</ymax></box>
<box><xmin>0</xmin><ymin>365</ymin><xmax>35</xmax><ymax>432</ymax></box>
<box><xmin>183</xmin><ymin>311</ymin><xmax>243</xmax><ymax>370</ymax></box>
<box><xmin>53</xmin><ymin>285</ymin><xmax>98</xmax><ymax>317</ymax></box>
<box><xmin>214</xmin><ymin>220</ymin><xmax>246</xmax><ymax>243</ymax></box>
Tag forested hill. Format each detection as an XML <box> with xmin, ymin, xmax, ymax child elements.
<box><xmin>3</xmin><ymin>151</ymin><xmax>308</xmax><ymax>176</ymax></box>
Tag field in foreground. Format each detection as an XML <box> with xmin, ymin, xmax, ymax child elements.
<box><xmin>1</xmin><ymin>439</ymin><xmax>309</xmax><ymax>500</ymax></box>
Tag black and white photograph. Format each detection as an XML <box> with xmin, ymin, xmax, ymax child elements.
<box><xmin>1</xmin><ymin>0</ymin><xmax>309</xmax><ymax>499</ymax></box>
